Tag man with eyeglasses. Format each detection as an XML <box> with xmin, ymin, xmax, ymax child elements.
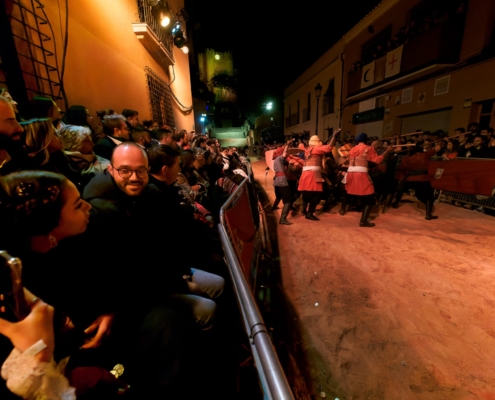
<box><xmin>94</xmin><ymin>114</ymin><xmax>129</xmax><ymax>160</ymax></box>
<box><xmin>83</xmin><ymin>142</ymin><xmax>224</xmax><ymax>330</ymax></box>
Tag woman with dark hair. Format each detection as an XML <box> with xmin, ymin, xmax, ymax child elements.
<box><xmin>0</xmin><ymin>171</ymin><xmax>89</xmax><ymax>399</ymax></box>
<box><xmin>177</xmin><ymin>150</ymin><xmax>207</xmax><ymax>201</ymax></box>
<box><xmin>26</xmin><ymin>96</ymin><xmax>63</xmax><ymax>130</ymax></box>
<box><xmin>442</xmin><ymin>140</ymin><xmax>460</xmax><ymax>159</ymax></box>
<box><xmin>93</xmin><ymin>109</ymin><xmax>115</xmax><ymax>143</ymax></box>
<box><xmin>0</xmin><ymin>171</ymin><xmax>196</xmax><ymax>398</ymax></box>
<box><xmin>64</xmin><ymin>105</ymin><xmax>93</xmax><ymax>129</ymax></box>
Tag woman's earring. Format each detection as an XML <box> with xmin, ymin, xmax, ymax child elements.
<box><xmin>48</xmin><ymin>234</ymin><xmax>58</xmax><ymax>249</ymax></box>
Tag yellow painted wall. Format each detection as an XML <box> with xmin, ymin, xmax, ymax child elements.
<box><xmin>40</xmin><ymin>0</ymin><xmax>193</xmax><ymax>129</ymax></box>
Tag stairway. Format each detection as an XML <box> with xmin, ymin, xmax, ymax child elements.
<box><xmin>212</xmin><ymin>127</ymin><xmax>247</xmax><ymax>148</ymax></box>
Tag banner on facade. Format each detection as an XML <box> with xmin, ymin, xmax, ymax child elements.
<box><xmin>360</xmin><ymin>60</ymin><xmax>375</xmax><ymax>89</ymax></box>
<box><xmin>374</xmin><ymin>56</ymin><xmax>387</xmax><ymax>84</ymax></box>
<box><xmin>385</xmin><ymin>45</ymin><xmax>403</xmax><ymax>79</ymax></box>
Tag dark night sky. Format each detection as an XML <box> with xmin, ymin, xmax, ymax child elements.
<box><xmin>185</xmin><ymin>0</ymin><xmax>382</xmax><ymax>114</ymax></box>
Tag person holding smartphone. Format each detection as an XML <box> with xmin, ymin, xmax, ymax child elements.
<box><xmin>0</xmin><ymin>289</ymin><xmax>75</xmax><ymax>399</ymax></box>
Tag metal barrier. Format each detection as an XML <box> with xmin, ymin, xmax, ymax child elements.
<box><xmin>429</xmin><ymin>157</ymin><xmax>495</xmax><ymax>210</ymax></box>
<box><xmin>219</xmin><ymin>177</ymin><xmax>294</xmax><ymax>400</ymax></box>
<box><xmin>437</xmin><ymin>190</ymin><xmax>495</xmax><ymax>210</ymax></box>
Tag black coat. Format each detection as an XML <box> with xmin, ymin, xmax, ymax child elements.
<box><xmin>93</xmin><ymin>136</ymin><xmax>125</xmax><ymax>160</ymax></box>
<box><xmin>83</xmin><ymin>172</ymin><xmax>191</xmax><ymax>301</ymax></box>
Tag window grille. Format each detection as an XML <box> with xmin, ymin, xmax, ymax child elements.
<box><xmin>145</xmin><ymin>66</ymin><xmax>175</xmax><ymax>127</ymax></box>
<box><xmin>3</xmin><ymin>0</ymin><xmax>63</xmax><ymax>101</ymax></box>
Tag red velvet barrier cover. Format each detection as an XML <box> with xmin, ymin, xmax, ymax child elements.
<box><xmin>224</xmin><ymin>186</ymin><xmax>257</xmax><ymax>285</ymax></box>
<box><xmin>429</xmin><ymin>158</ymin><xmax>495</xmax><ymax>196</ymax></box>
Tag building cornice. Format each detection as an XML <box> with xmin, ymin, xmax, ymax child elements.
<box><xmin>343</xmin><ymin>0</ymin><xmax>400</xmax><ymax>43</ymax></box>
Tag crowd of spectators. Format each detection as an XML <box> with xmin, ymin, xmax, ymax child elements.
<box><xmin>0</xmin><ymin>91</ymin><xmax>253</xmax><ymax>398</ymax></box>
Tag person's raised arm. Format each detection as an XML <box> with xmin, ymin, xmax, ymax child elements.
<box><xmin>329</xmin><ymin>128</ymin><xmax>342</xmax><ymax>147</ymax></box>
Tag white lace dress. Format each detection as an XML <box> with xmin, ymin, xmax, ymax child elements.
<box><xmin>1</xmin><ymin>340</ymin><xmax>76</xmax><ymax>400</ymax></box>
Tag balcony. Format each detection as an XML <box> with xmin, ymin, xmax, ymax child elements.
<box><xmin>302</xmin><ymin>107</ymin><xmax>310</xmax><ymax>122</ymax></box>
<box><xmin>346</xmin><ymin>18</ymin><xmax>464</xmax><ymax>100</ymax></box>
<box><xmin>285</xmin><ymin>113</ymin><xmax>299</xmax><ymax>128</ymax></box>
<box><xmin>133</xmin><ymin>0</ymin><xmax>174</xmax><ymax>67</ymax></box>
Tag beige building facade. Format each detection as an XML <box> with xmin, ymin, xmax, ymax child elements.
<box><xmin>285</xmin><ymin>0</ymin><xmax>495</xmax><ymax>140</ymax></box>
<box><xmin>284</xmin><ymin>39</ymin><xmax>345</xmax><ymax>142</ymax></box>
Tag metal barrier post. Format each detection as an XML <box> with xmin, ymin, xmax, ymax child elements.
<box><xmin>219</xmin><ymin>178</ymin><xmax>294</xmax><ymax>400</ymax></box>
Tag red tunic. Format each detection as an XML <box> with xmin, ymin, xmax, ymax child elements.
<box><xmin>298</xmin><ymin>144</ymin><xmax>333</xmax><ymax>192</ymax></box>
<box><xmin>396</xmin><ymin>148</ymin><xmax>436</xmax><ymax>182</ymax></box>
<box><xmin>286</xmin><ymin>154</ymin><xmax>304</xmax><ymax>181</ymax></box>
<box><xmin>344</xmin><ymin>143</ymin><xmax>385</xmax><ymax>195</ymax></box>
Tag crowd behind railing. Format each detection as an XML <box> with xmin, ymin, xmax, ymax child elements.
<box><xmin>265</xmin><ymin>121</ymin><xmax>495</xmax><ymax>222</ymax></box>
<box><xmin>0</xmin><ymin>90</ymin><xmax>256</xmax><ymax>399</ymax></box>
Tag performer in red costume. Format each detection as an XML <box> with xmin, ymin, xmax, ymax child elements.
<box><xmin>395</xmin><ymin>140</ymin><xmax>444</xmax><ymax>220</ymax></box>
<box><xmin>343</xmin><ymin>133</ymin><xmax>393</xmax><ymax>227</ymax></box>
<box><xmin>298</xmin><ymin>129</ymin><xmax>340</xmax><ymax>221</ymax></box>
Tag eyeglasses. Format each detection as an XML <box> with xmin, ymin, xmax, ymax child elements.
<box><xmin>111</xmin><ymin>166</ymin><xmax>149</xmax><ymax>179</ymax></box>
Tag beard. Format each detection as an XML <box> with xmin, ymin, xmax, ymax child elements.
<box><xmin>0</xmin><ymin>133</ymin><xmax>22</xmax><ymax>154</ymax></box>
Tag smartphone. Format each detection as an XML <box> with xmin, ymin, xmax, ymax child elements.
<box><xmin>0</xmin><ymin>251</ymin><xmax>30</xmax><ymax>321</ymax></box>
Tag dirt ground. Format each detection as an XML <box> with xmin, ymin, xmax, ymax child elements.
<box><xmin>251</xmin><ymin>159</ymin><xmax>495</xmax><ymax>400</ymax></box>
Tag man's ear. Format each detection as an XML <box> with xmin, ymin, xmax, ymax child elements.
<box><xmin>161</xmin><ymin>165</ymin><xmax>168</xmax><ymax>176</ymax></box>
<box><xmin>107</xmin><ymin>164</ymin><xmax>113</xmax><ymax>174</ymax></box>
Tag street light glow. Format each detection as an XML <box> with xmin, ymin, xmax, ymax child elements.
<box><xmin>200</xmin><ymin>117</ymin><xmax>205</xmax><ymax>122</ymax></box>
<box><xmin>160</xmin><ymin>14</ymin><xmax>170</xmax><ymax>27</ymax></box>
<box><xmin>266</xmin><ymin>102</ymin><xmax>273</xmax><ymax>110</ymax></box>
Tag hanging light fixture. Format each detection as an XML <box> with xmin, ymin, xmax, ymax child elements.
<box><xmin>181</xmin><ymin>46</ymin><xmax>189</xmax><ymax>54</ymax></box>
<box><xmin>160</xmin><ymin>12</ymin><xmax>171</xmax><ymax>27</ymax></box>
<box><xmin>171</xmin><ymin>22</ymin><xmax>186</xmax><ymax>48</ymax></box>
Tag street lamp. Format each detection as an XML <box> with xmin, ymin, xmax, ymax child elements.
<box><xmin>314</xmin><ymin>83</ymin><xmax>322</xmax><ymax>136</ymax></box>
<box><xmin>200</xmin><ymin>114</ymin><xmax>206</xmax><ymax>134</ymax></box>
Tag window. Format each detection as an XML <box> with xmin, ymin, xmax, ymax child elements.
<box><xmin>323</xmin><ymin>79</ymin><xmax>335</xmax><ymax>115</ymax></box>
<box><xmin>375</xmin><ymin>94</ymin><xmax>386</xmax><ymax>108</ymax></box>
<box><xmin>434</xmin><ymin>75</ymin><xmax>450</xmax><ymax>96</ymax></box>
<box><xmin>401</xmin><ymin>87</ymin><xmax>413</xmax><ymax>104</ymax></box>
<box><xmin>145</xmin><ymin>66</ymin><xmax>175</xmax><ymax>127</ymax></box>
<box><xmin>302</xmin><ymin>93</ymin><xmax>311</xmax><ymax>122</ymax></box>
<box><xmin>479</xmin><ymin>99</ymin><xmax>495</xmax><ymax>128</ymax></box>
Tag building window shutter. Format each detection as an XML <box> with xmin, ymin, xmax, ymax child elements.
<box><xmin>401</xmin><ymin>88</ymin><xmax>413</xmax><ymax>104</ymax></box>
<box><xmin>434</xmin><ymin>76</ymin><xmax>450</xmax><ymax>96</ymax></box>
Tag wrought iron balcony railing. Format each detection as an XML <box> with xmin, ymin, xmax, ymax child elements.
<box><xmin>136</xmin><ymin>0</ymin><xmax>174</xmax><ymax>62</ymax></box>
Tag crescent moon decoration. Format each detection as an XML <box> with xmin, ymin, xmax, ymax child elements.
<box><xmin>364</xmin><ymin>69</ymin><xmax>371</xmax><ymax>82</ymax></box>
